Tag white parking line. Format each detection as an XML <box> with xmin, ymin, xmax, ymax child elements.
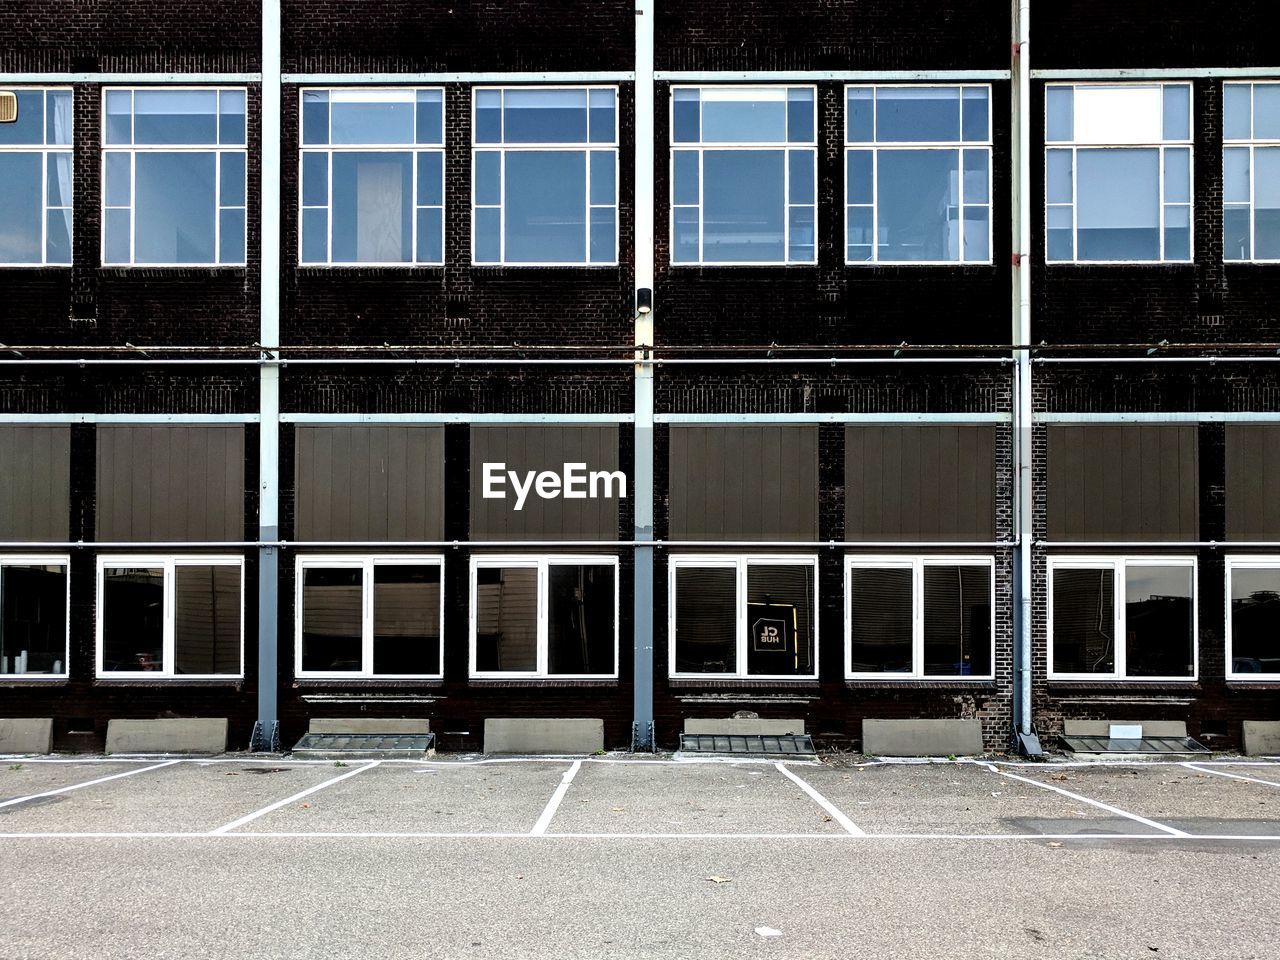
<box><xmin>530</xmin><ymin>760</ymin><xmax>582</xmax><ymax>836</ymax></box>
<box><xmin>1</xmin><ymin>830</ymin><xmax>1278</xmax><ymax>841</ymax></box>
<box><xmin>0</xmin><ymin>759</ymin><xmax>181</xmax><ymax>811</ymax></box>
<box><xmin>774</xmin><ymin>762</ymin><xmax>866</xmax><ymax>836</ymax></box>
<box><xmin>1184</xmin><ymin>762</ymin><xmax>1280</xmax><ymax>788</ymax></box>
<box><xmin>207</xmin><ymin>760</ymin><xmax>381</xmax><ymax>835</ymax></box>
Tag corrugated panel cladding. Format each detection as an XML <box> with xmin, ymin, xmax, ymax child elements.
<box><xmin>1047</xmin><ymin>425</ymin><xmax>1199</xmax><ymax>541</ymax></box>
<box><xmin>1226</xmin><ymin>426</ymin><xmax>1280</xmax><ymax>541</ymax></box>
<box><xmin>0</xmin><ymin>426</ymin><xmax>71</xmax><ymax>542</ymax></box>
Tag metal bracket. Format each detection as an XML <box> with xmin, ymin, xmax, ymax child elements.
<box><xmin>631</xmin><ymin>720</ymin><xmax>656</xmax><ymax>753</ymax></box>
<box><xmin>249</xmin><ymin>720</ymin><xmax>281</xmax><ymax>753</ymax></box>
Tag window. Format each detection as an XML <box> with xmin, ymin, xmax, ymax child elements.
<box><xmin>300</xmin><ymin>88</ymin><xmax>444</xmax><ymax>265</ymax></box>
<box><xmin>1048</xmin><ymin>557</ymin><xmax>1196</xmax><ymax>680</ymax></box>
<box><xmin>669</xmin><ymin>555</ymin><xmax>817</xmax><ymax>679</ymax></box>
<box><xmin>845</xmin><ymin>85</ymin><xmax>992</xmax><ymax>264</ymax></box>
<box><xmin>1226</xmin><ymin>558</ymin><xmax>1280</xmax><ymax>678</ymax></box>
<box><xmin>0</xmin><ymin>88</ymin><xmax>72</xmax><ymax>266</ymax></box>
<box><xmin>671</xmin><ymin>86</ymin><xmax>817</xmax><ymax>265</ymax></box>
<box><xmin>96</xmin><ymin>556</ymin><xmax>243</xmax><ymax>678</ymax></box>
<box><xmin>1045</xmin><ymin>83</ymin><xmax>1193</xmax><ymax>263</ymax></box>
<box><xmin>472</xmin><ymin>87</ymin><xmax>618</xmax><ymax>265</ymax></box>
<box><xmin>0</xmin><ymin>556</ymin><xmax>70</xmax><ymax>679</ymax></box>
<box><xmin>845</xmin><ymin>556</ymin><xmax>994</xmax><ymax>678</ymax></box>
<box><xmin>1224</xmin><ymin>82</ymin><xmax>1280</xmax><ymax>262</ymax></box>
<box><xmin>102</xmin><ymin>87</ymin><xmax>247</xmax><ymax>266</ymax></box>
<box><xmin>296</xmin><ymin>556</ymin><xmax>444</xmax><ymax>678</ymax></box>
<box><xmin>470</xmin><ymin>556</ymin><xmax>618</xmax><ymax>678</ymax></box>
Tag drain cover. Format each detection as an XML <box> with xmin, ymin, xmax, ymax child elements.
<box><xmin>680</xmin><ymin>733</ymin><xmax>816</xmax><ymax>757</ymax></box>
<box><xmin>291</xmin><ymin>732</ymin><xmax>436</xmax><ymax>759</ymax></box>
<box><xmin>1060</xmin><ymin>735</ymin><xmax>1210</xmax><ymax>755</ymax></box>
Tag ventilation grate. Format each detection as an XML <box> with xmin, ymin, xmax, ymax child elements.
<box><xmin>291</xmin><ymin>732</ymin><xmax>435</xmax><ymax>758</ymax></box>
<box><xmin>1060</xmin><ymin>735</ymin><xmax>1210</xmax><ymax>755</ymax></box>
<box><xmin>680</xmin><ymin>733</ymin><xmax>816</xmax><ymax>757</ymax></box>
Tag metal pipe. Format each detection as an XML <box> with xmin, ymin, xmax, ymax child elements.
<box><xmin>655</xmin><ymin>357</ymin><xmax>1013</xmax><ymax>365</ymax></box>
<box><xmin>1038</xmin><ymin>541</ymin><xmax>1280</xmax><ymax>548</ymax></box>
<box><xmin>1036</xmin><ymin>356</ymin><xmax>1280</xmax><ymax>364</ymax></box>
<box><xmin>0</xmin><ymin>539</ymin><xmax>1020</xmax><ymax>550</ymax></box>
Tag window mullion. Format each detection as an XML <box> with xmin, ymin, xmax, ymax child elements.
<box><xmin>737</xmin><ymin>559</ymin><xmax>749</xmax><ymax>679</ymax></box>
<box><xmin>362</xmin><ymin>560</ymin><xmax>375</xmax><ymax>678</ymax></box>
<box><xmin>537</xmin><ymin>559</ymin><xmax>550</xmax><ymax>678</ymax></box>
<box><xmin>1114</xmin><ymin>560</ymin><xmax>1128</xmax><ymax>678</ymax></box>
<box><xmin>163</xmin><ymin>559</ymin><xmax>177</xmax><ymax>680</ymax></box>
<box><xmin>913</xmin><ymin>560</ymin><xmax>925</xmax><ymax>678</ymax></box>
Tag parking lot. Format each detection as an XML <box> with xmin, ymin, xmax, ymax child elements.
<box><xmin>2</xmin><ymin>755</ymin><xmax>1279</xmax><ymax>959</ymax></box>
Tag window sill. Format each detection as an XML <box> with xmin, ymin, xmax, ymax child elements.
<box><xmin>667</xmin><ymin>678</ymin><xmax>820</xmax><ymax>690</ymax></box>
<box><xmin>295</xmin><ymin>264</ymin><xmax>446</xmax><ymax>276</ymax></box>
<box><xmin>1225</xmin><ymin>680</ymin><xmax>1280</xmax><ymax>691</ymax></box>
<box><xmin>467</xmin><ymin>678</ymin><xmax>620</xmax><ymax>688</ymax></box>
<box><xmin>1047</xmin><ymin>680</ymin><xmax>1201</xmax><ymax>693</ymax></box>
<box><xmin>93</xmin><ymin>678</ymin><xmax>245</xmax><ymax>687</ymax></box>
<box><xmin>843</xmin><ymin>679</ymin><xmax>1000</xmax><ymax>693</ymax></box>
<box><xmin>292</xmin><ymin>679</ymin><xmax>444</xmax><ymax>689</ymax></box>
<box><xmin>0</xmin><ymin>677</ymin><xmax>69</xmax><ymax>686</ymax></box>
<box><xmin>99</xmin><ymin>266</ymin><xmax>248</xmax><ymax>278</ymax></box>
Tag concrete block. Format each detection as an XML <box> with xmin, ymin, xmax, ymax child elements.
<box><xmin>484</xmin><ymin>718</ymin><xmax>603</xmax><ymax>754</ymax></box>
<box><xmin>862</xmin><ymin>719</ymin><xmax>985</xmax><ymax>757</ymax></box>
<box><xmin>0</xmin><ymin>718</ymin><xmax>53</xmax><ymax>754</ymax></box>
<box><xmin>309</xmin><ymin>718</ymin><xmax>430</xmax><ymax>735</ymax></box>
<box><xmin>1063</xmin><ymin>720</ymin><xmax>1188</xmax><ymax>738</ymax></box>
<box><xmin>684</xmin><ymin>718</ymin><xmax>806</xmax><ymax>736</ymax></box>
<box><xmin>1242</xmin><ymin>721</ymin><xmax>1280</xmax><ymax>756</ymax></box>
<box><xmin>105</xmin><ymin>718</ymin><xmax>227</xmax><ymax>755</ymax></box>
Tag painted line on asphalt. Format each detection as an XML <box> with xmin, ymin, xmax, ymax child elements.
<box><xmin>530</xmin><ymin>760</ymin><xmax>583</xmax><ymax>836</ymax></box>
<box><xmin>775</xmin><ymin>762</ymin><xmax>866</xmax><ymax>836</ymax></box>
<box><xmin>0</xmin><ymin>830</ymin><xmax>1277</xmax><ymax>841</ymax></box>
<box><xmin>1183</xmin><ymin>762</ymin><xmax>1280</xmax><ymax>788</ymax></box>
<box><xmin>0</xmin><ymin>759</ymin><xmax>181</xmax><ymax>811</ymax></box>
<box><xmin>207</xmin><ymin>760</ymin><xmax>381</xmax><ymax>835</ymax></box>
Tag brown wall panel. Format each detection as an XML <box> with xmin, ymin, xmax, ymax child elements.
<box><xmin>1226</xmin><ymin>425</ymin><xmax>1280</xmax><ymax>541</ymax></box>
<box><xmin>0</xmin><ymin>426</ymin><xmax>70</xmax><ymax>542</ymax></box>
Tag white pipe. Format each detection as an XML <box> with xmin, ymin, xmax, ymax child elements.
<box><xmin>1014</xmin><ymin>0</ymin><xmax>1034</xmax><ymax>740</ymax></box>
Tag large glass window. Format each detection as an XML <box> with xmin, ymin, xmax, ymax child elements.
<box><xmin>669</xmin><ymin>555</ymin><xmax>817</xmax><ymax>679</ymax></box>
<box><xmin>97</xmin><ymin>556</ymin><xmax>243</xmax><ymax>678</ymax></box>
<box><xmin>1226</xmin><ymin>558</ymin><xmax>1280</xmax><ymax>678</ymax></box>
<box><xmin>0</xmin><ymin>557</ymin><xmax>70</xmax><ymax>678</ymax></box>
<box><xmin>1224</xmin><ymin>82</ymin><xmax>1280</xmax><ymax>262</ymax></box>
<box><xmin>102</xmin><ymin>87</ymin><xmax>247</xmax><ymax>266</ymax></box>
<box><xmin>671</xmin><ymin>86</ymin><xmax>817</xmax><ymax>265</ymax></box>
<box><xmin>472</xmin><ymin>87</ymin><xmax>618</xmax><ymax>265</ymax></box>
<box><xmin>0</xmin><ymin>88</ymin><xmax>72</xmax><ymax>266</ymax></box>
<box><xmin>1045</xmin><ymin>83</ymin><xmax>1192</xmax><ymax>263</ymax></box>
<box><xmin>471</xmin><ymin>556</ymin><xmax>617</xmax><ymax>678</ymax></box>
<box><xmin>844</xmin><ymin>85</ymin><xmax>992</xmax><ymax>264</ymax></box>
<box><xmin>297</xmin><ymin>556</ymin><xmax>443</xmax><ymax>678</ymax></box>
<box><xmin>300</xmin><ymin>88</ymin><xmax>444</xmax><ymax>265</ymax></box>
<box><xmin>846</xmin><ymin>557</ymin><xmax>994</xmax><ymax>678</ymax></box>
<box><xmin>1048</xmin><ymin>557</ymin><xmax>1195</xmax><ymax>679</ymax></box>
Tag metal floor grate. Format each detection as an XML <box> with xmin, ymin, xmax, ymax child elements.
<box><xmin>680</xmin><ymin>733</ymin><xmax>816</xmax><ymax>757</ymax></box>
<box><xmin>1060</xmin><ymin>735</ymin><xmax>1210</xmax><ymax>755</ymax></box>
<box><xmin>291</xmin><ymin>732</ymin><xmax>436</xmax><ymax>757</ymax></box>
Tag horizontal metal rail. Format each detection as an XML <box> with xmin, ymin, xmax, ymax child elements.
<box><xmin>0</xmin><ymin>539</ymin><xmax>1019</xmax><ymax>551</ymax></box>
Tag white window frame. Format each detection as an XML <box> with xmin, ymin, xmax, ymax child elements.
<box><xmin>0</xmin><ymin>554</ymin><xmax>71</xmax><ymax>680</ymax></box>
<box><xmin>1225</xmin><ymin>556</ymin><xmax>1280</xmax><ymax>681</ymax></box>
<box><xmin>470</xmin><ymin>85</ymin><xmax>620</xmax><ymax>267</ymax></box>
<box><xmin>1046</xmin><ymin>555</ymin><xmax>1198</xmax><ymax>681</ymax></box>
<box><xmin>1223</xmin><ymin>81</ymin><xmax>1280</xmax><ymax>264</ymax></box>
<box><xmin>100</xmin><ymin>86</ymin><xmax>248</xmax><ymax>268</ymax></box>
<box><xmin>843</xmin><ymin>555</ymin><xmax>996</xmax><ymax>680</ymax></box>
<box><xmin>469</xmin><ymin>554</ymin><xmax>620</xmax><ymax>680</ymax></box>
<box><xmin>0</xmin><ymin>86</ymin><xmax>73</xmax><ymax>268</ymax></box>
<box><xmin>1044</xmin><ymin>82</ymin><xmax>1194</xmax><ymax>265</ymax></box>
<box><xmin>294</xmin><ymin>554</ymin><xmax>445</xmax><ymax>680</ymax></box>
<box><xmin>842</xmin><ymin>84</ymin><xmax>994</xmax><ymax>266</ymax></box>
<box><xmin>95</xmin><ymin>554</ymin><xmax>245</xmax><ymax>679</ymax></box>
<box><xmin>297</xmin><ymin>86</ymin><xmax>445</xmax><ymax>267</ymax></box>
<box><xmin>667</xmin><ymin>553</ymin><xmax>820</xmax><ymax>680</ymax></box>
<box><xmin>669</xmin><ymin>84</ymin><xmax>819</xmax><ymax>267</ymax></box>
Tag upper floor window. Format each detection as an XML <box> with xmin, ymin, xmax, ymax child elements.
<box><xmin>670</xmin><ymin>86</ymin><xmax>817</xmax><ymax>265</ymax></box>
<box><xmin>300</xmin><ymin>88</ymin><xmax>444</xmax><ymax>265</ymax></box>
<box><xmin>1045</xmin><ymin>83</ymin><xmax>1192</xmax><ymax>263</ymax></box>
<box><xmin>1</xmin><ymin>556</ymin><xmax>70</xmax><ymax>679</ymax></box>
<box><xmin>0</xmin><ymin>88</ymin><xmax>72</xmax><ymax>266</ymax></box>
<box><xmin>102</xmin><ymin>87</ymin><xmax>247</xmax><ymax>266</ymax></box>
<box><xmin>1224</xmin><ymin>81</ymin><xmax>1280</xmax><ymax>263</ymax></box>
<box><xmin>845</xmin><ymin>85</ymin><xmax>992</xmax><ymax>264</ymax></box>
<box><xmin>1226</xmin><ymin>557</ymin><xmax>1280</xmax><ymax>678</ymax></box>
<box><xmin>472</xmin><ymin>87</ymin><xmax>618</xmax><ymax>266</ymax></box>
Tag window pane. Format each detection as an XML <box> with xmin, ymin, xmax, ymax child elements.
<box><xmin>923</xmin><ymin>565</ymin><xmax>991</xmax><ymax>676</ymax></box>
<box><xmin>220</xmin><ymin>151</ymin><xmax>246</xmax><ymax>207</ymax></box>
<box><xmin>331</xmin><ymin>92</ymin><xmax>414</xmax><ymax>145</ymax></box>
<box><xmin>1052</xmin><ymin>567</ymin><xmax>1115</xmax><ymax>674</ymax></box>
<box><xmin>415</xmin><ymin>89</ymin><xmax>444</xmax><ymax>145</ymax></box>
<box><xmin>1164</xmin><ymin>204</ymin><xmax>1190</xmax><ymax>261</ymax></box>
<box><xmin>102</xmin><ymin>567</ymin><xmax>164</xmax><ymax>673</ymax></box>
<box><xmin>0</xmin><ymin>90</ymin><xmax>45</xmax><ymax>145</ymax></box>
<box><xmin>474</xmin><ymin>150</ymin><xmax>501</xmax><ymax>205</ymax></box>
<box><xmin>218</xmin><ymin>89</ymin><xmax>246</xmax><ymax>145</ymax></box>
<box><xmin>846</xmin><ymin>149</ymin><xmax>872</xmax><ymax>204</ymax></box>
<box><xmin>1257</xmin><ymin>84</ymin><xmax>1280</xmax><ymax>140</ymax></box>
<box><xmin>1163</xmin><ymin>147</ymin><xmax>1190</xmax><ymax>204</ymax></box>
<box><xmin>876</xmin><ymin>149</ymin><xmax>960</xmax><ymax>262</ymax></box>
<box><xmin>846</xmin><ymin>87</ymin><xmax>873</xmax><ymax>143</ymax></box>
<box><xmin>963</xmin><ymin>149</ymin><xmax>989</xmax><ymax>204</ymax></box>
<box><xmin>589</xmin><ymin>207</ymin><xmax>616</xmax><ymax>263</ymax></box>
<box><xmin>0</xmin><ymin>153</ymin><xmax>43</xmax><ymax>263</ymax></box>
<box><xmin>702</xmin><ymin>149</ymin><xmax>785</xmax><ymax>262</ymax></box>
<box><xmin>1</xmin><ymin>564</ymin><xmax>67</xmax><ymax>675</ymax></box>
<box><xmin>876</xmin><ymin>87</ymin><xmax>960</xmax><ymax>143</ymax></box>
<box><xmin>302</xmin><ymin>151</ymin><xmax>328</xmax><ymax>206</ymax></box>
<box><xmin>105</xmin><ymin>152</ymin><xmax>131</xmax><ymax>206</ymax></box>
<box><xmin>1257</xmin><ymin>147</ymin><xmax>1280</xmax><ymax>260</ymax></box>
<box><xmin>672</xmin><ymin>205</ymin><xmax>699</xmax><ymax>263</ymax></box>
<box><xmin>219</xmin><ymin>208</ymin><xmax>246</xmax><ymax>264</ymax></box>
<box><xmin>373</xmin><ymin>564</ymin><xmax>440</xmax><ymax>676</ymax></box>
<box><xmin>672</xmin><ymin>88</ymin><xmax>700</xmax><ymax>143</ymax></box>
<box><xmin>788</xmin><ymin>205</ymin><xmax>815</xmax><ymax>262</ymax></box>
<box><xmin>788</xmin><ymin>149</ymin><xmax>814</xmax><ymax>204</ymax></box>
<box><xmin>1046</xmin><ymin>149</ymin><xmax>1072</xmax><ymax>204</ymax></box>
<box><xmin>745</xmin><ymin>564</ymin><xmax>814</xmax><ymax>676</ymax></box>
<box><xmin>964</xmin><ymin>205</ymin><xmax>990</xmax><ymax>262</ymax></box>
<box><xmin>702</xmin><ymin>89</ymin><xmax>786</xmax><ymax>143</ymax></box>
<box><xmin>46</xmin><ymin>208</ymin><xmax>71</xmax><ymax>264</ymax></box>
<box><xmin>962</xmin><ymin>87</ymin><xmax>989</xmax><ymax>142</ymax></box>
<box><xmin>1046</xmin><ymin>86</ymin><xmax>1073</xmax><ymax>141</ymax></box>
<box><xmin>848</xmin><ymin>567</ymin><xmax>912</xmax><ymax>673</ymax></box>
<box><xmin>301</xmin><ymin>566</ymin><xmax>362</xmax><ymax>673</ymax></box>
<box><xmin>174</xmin><ymin>565</ymin><xmax>241</xmax><ymax>675</ymax></box>
<box><xmin>474</xmin><ymin>207</ymin><xmax>501</xmax><ymax>262</ymax></box>
<box><xmin>1162</xmin><ymin>84</ymin><xmax>1190</xmax><ymax>141</ymax></box>
<box><xmin>588</xmin><ymin>88</ymin><xmax>616</xmax><ymax>144</ymax></box>
<box><xmin>301</xmin><ymin>208</ymin><xmax>328</xmax><ymax>262</ymax></box>
<box><xmin>302</xmin><ymin>90</ymin><xmax>330</xmax><ymax>145</ymax></box>
<box><xmin>504</xmin><ymin>88</ymin><xmax>587</xmax><ymax>143</ymax></box>
<box><xmin>134</xmin><ymin>152</ymin><xmax>217</xmax><ymax>263</ymax></box>
<box><xmin>589</xmin><ymin>150</ymin><xmax>615</xmax><ymax>206</ymax></box>
<box><xmin>1231</xmin><ymin>568</ymin><xmax>1280</xmax><ymax>674</ymax></box>
<box><xmin>1224</xmin><ymin>146</ymin><xmax>1250</xmax><ymax>204</ymax></box>
<box><xmin>548</xmin><ymin>564</ymin><xmax>615</xmax><ymax>675</ymax></box>
<box><xmin>331</xmin><ymin>151</ymin><xmax>413</xmax><ymax>263</ymax></box>
<box><xmin>1225</xmin><ymin>204</ymin><xmax>1251</xmax><ymax>261</ymax></box>
<box><xmin>673</xmin><ymin>150</ymin><xmax>699</xmax><ymax>205</ymax></box>
<box><xmin>674</xmin><ymin>566</ymin><xmax>736</xmax><ymax>674</ymax></box>
<box><xmin>475</xmin><ymin>566</ymin><xmax>538</xmax><ymax>672</ymax></box>
<box><xmin>1125</xmin><ymin>565</ymin><xmax>1194</xmax><ymax>678</ymax></box>
<box><xmin>47</xmin><ymin>90</ymin><xmax>73</xmax><ymax>146</ymax></box>
<box><xmin>133</xmin><ymin>89</ymin><xmax>218</xmax><ymax>144</ymax></box>
<box><xmin>1075</xmin><ymin>85</ymin><xmax>1162</xmax><ymax>144</ymax></box>
<box><xmin>104</xmin><ymin>89</ymin><xmax>133</xmax><ymax>145</ymax></box>
<box><xmin>786</xmin><ymin>88</ymin><xmax>815</xmax><ymax>143</ymax></box>
<box><xmin>1076</xmin><ymin>148</ymin><xmax>1160</xmax><ymax>260</ymax></box>
<box><xmin>847</xmin><ymin>205</ymin><xmax>873</xmax><ymax>262</ymax></box>
<box><xmin>416</xmin><ymin>207</ymin><xmax>443</xmax><ymax>263</ymax></box>
<box><xmin>504</xmin><ymin>151</ymin><xmax>586</xmax><ymax>263</ymax></box>
<box><xmin>105</xmin><ymin>208</ymin><xmax>131</xmax><ymax>263</ymax></box>
<box><xmin>417</xmin><ymin>150</ymin><xmax>443</xmax><ymax>206</ymax></box>
<box><xmin>1047</xmin><ymin>205</ymin><xmax>1073</xmax><ymax>261</ymax></box>
<box><xmin>1224</xmin><ymin>84</ymin><xmax>1252</xmax><ymax>140</ymax></box>
<box><xmin>474</xmin><ymin>89</ymin><xmax>502</xmax><ymax>143</ymax></box>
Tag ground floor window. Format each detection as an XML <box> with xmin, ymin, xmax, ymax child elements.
<box><xmin>1048</xmin><ymin>556</ymin><xmax>1196</xmax><ymax>680</ymax></box>
<box><xmin>97</xmin><ymin>555</ymin><xmax>243</xmax><ymax>677</ymax></box>
<box><xmin>470</xmin><ymin>555</ymin><xmax>618</xmax><ymax>679</ymax></box>
<box><xmin>669</xmin><ymin>555</ymin><xmax>817</xmax><ymax>679</ymax></box>
<box><xmin>296</xmin><ymin>555</ymin><xmax>444</xmax><ymax>678</ymax></box>
<box><xmin>1227</xmin><ymin>557</ymin><xmax>1280</xmax><ymax>678</ymax></box>
<box><xmin>845</xmin><ymin>556</ymin><xmax>994</xmax><ymax>679</ymax></box>
<box><xmin>1</xmin><ymin>556</ymin><xmax>70</xmax><ymax>678</ymax></box>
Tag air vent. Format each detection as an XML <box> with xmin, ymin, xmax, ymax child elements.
<box><xmin>1060</xmin><ymin>735</ymin><xmax>1210</xmax><ymax>755</ymax></box>
<box><xmin>680</xmin><ymin>733</ymin><xmax>816</xmax><ymax>757</ymax></box>
<box><xmin>292</xmin><ymin>731</ymin><xmax>436</xmax><ymax>759</ymax></box>
<box><xmin>0</xmin><ymin>92</ymin><xmax>18</xmax><ymax>124</ymax></box>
